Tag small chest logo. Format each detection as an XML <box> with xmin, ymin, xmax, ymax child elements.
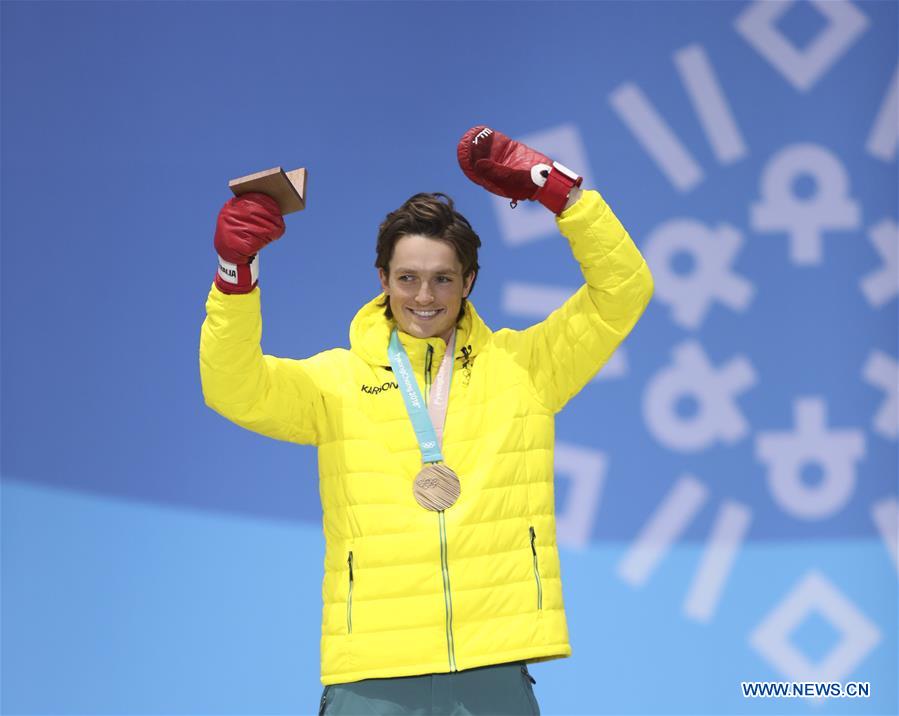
<box><xmin>361</xmin><ymin>381</ymin><xmax>398</xmax><ymax>396</ymax></box>
<box><xmin>460</xmin><ymin>345</ymin><xmax>474</xmax><ymax>385</ymax></box>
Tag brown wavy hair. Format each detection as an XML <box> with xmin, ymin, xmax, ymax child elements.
<box><xmin>375</xmin><ymin>192</ymin><xmax>481</xmax><ymax>320</ymax></box>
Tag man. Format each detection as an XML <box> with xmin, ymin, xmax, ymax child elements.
<box><xmin>200</xmin><ymin>126</ymin><xmax>654</xmax><ymax>715</ymax></box>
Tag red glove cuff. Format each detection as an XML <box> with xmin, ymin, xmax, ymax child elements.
<box><xmin>214</xmin><ymin>253</ymin><xmax>259</xmax><ymax>295</ymax></box>
<box><xmin>533</xmin><ymin>162</ymin><xmax>583</xmax><ymax>215</ymax></box>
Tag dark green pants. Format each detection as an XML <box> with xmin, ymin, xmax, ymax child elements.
<box><xmin>319</xmin><ymin>661</ymin><xmax>540</xmax><ymax>715</ymax></box>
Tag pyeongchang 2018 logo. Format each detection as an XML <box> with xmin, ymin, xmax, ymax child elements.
<box><xmin>488</xmin><ymin>0</ymin><xmax>896</xmax><ymax>697</ymax></box>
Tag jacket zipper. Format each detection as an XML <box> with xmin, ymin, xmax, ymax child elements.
<box><xmin>439</xmin><ymin>511</ymin><xmax>457</xmax><ymax>670</ymax></box>
<box><xmin>346</xmin><ymin>551</ymin><xmax>354</xmax><ymax>634</ymax></box>
<box><xmin>530</xmin><ymin>526</ymin><xmax>543</xmax><ymax>610</ymax></box>
<box><xmin>426</xmin><ymin>344</ymin><xmax>457</xmax><ymax>671</ymax></box>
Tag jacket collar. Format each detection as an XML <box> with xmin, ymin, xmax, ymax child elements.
<box><xmin>349</xmin><ymin>293</ymin><xmax>491</xmax><ymax>367</ymax></box>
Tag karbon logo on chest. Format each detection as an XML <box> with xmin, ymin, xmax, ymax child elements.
<box><xmin>361</xmin><ymin>381</ymin><xmax>398</xmax><ymax>396</ymax></box>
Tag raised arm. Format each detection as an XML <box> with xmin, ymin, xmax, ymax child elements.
<box><xmin>199</xmin><ymin>193</ymin><xmax>326</xmax><ymax>445</ymax></box>
<box><xmin>517</xmin><ymin>188</ymin><xmax>653</xmax><ymax>412</ymax></box>
<box><xmin>457</xmin><ymin>124</ymin><xmax>654</xmax><ymax>413</ymax></box>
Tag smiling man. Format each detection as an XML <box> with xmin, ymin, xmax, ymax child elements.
<box><xmin>199</xmin><ymin>126</ymin><xmax>654</xmax><ymax>715</ymax></box>
<box><xmin>379</xmin><ymin>237</ymin><xmax>470</xmax><ymax>341</ymax></box>
<box><xmin>375</xmin><ymin>195</ymin><xmax>478</xmax><ymax>345</ymax></box>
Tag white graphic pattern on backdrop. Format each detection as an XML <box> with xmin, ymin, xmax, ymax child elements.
<box><xmin>682</xmin><ymin>500</ymin><xmax>752</xmax><ymax>624</ymax></box>
<box><xmin>491</xmin><ymin>0</ymin><xmax>895</xmax><ymax>686</ymax></box>
<box><xmin>609</xmin><ymin>82</ymin><xmax>706</xmax><ymax>192</ymax></box>
<box><xmin>734</xmin><ymin>0</ymin><xmax>869</xmax><ymax>92</ymax></box>
<box><xmin>616</xmin><ymin>475</ymin><xmax>753</xmax><ymax>624</ymax></box>
<box><xmin>750</xmin><ymin>571</ymin><xmax>881</xmax><ymax>681</ymax></box>
<box><xmin>673</xmin><ymin>44</ymin><xmax>747</xmax><ymax>166</ymax></box>
<box><xmin>862</xmin><ymin>350</ymin><xmax>898</xmax><ymax>440</ymax></box>
<box><xmin>871</xmin><ymin>498</ymin><xmax>899</xmax><ymax>571</ymax></box>
<box><xmin>617</xmin><ymin>475</ymin><xmax>709</xmax><ymax>587</ymax></box>
<box><xmin>750</xmin><ymin>143</ymin><xmax>862</xmax><ymax>266</ymax></box>
<box><xmin>861</xmin><ymin>218</ymin><xmax>898</xmax><ymax>307</ymax></box>
<box><xmin>756</xmin><ymin>397</ymin><xmax>866</xmax><ymax>521</ymax></box>
<box><xmin>644</xmin><ymin>219</ymin><xmax>754</xmax><ymax>329</ymax></box>
<box><xmin>643</xmin><ymin>341</ymin><xmax>757</xmax><ymax>453</ymax></box>
<box><xmin>866</xmin><ymin>65</ymin><xmax>898</xmax><ymax>162</ymax></box>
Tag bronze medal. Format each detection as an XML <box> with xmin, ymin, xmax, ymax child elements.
<box><xmin>413</xmin><ymin>463</ymin><xmax>461</xmax><ymax>511</ymax></box>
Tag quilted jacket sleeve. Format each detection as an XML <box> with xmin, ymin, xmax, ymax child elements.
<box><xmin>517</xmin><ymin>189</ymin><xmax>654</xmax><ymax>413</ymax></box>
<box><xmin>199</xmin><ymin>283</ymin><xmax>326</xmax><ymax>445</ymax></box>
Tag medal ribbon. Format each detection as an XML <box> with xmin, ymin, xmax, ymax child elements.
<box><xmin>427</xmin><ymin>330</ymin><xmax>455</xmax><ymax>446</ymax></box>
<box><xmin>387</xmin><ymin>328</ymin><xmax>455</xmax><ymax>464</ymax></box>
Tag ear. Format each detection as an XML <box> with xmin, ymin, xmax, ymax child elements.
<box><xmin>378</xmin><ymin>267</ymin><xmax>389</xmax><ymax>295</ymax></box>
<box><xmin>462</xmin><ymin>271</ymin><xmax>476</xmax><ymax>298</ymax></box>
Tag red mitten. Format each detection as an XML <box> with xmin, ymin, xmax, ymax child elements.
<box><xmin>213</xmin><ymin>192</ymin><xmax>285</xmax><ymax>294</ymax></box>
<box><xmin>457</xmin><ymin>125</ymin><xmax>583</xmax><ymax>214</ymax></box>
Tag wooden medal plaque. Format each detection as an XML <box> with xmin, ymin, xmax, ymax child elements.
<box><xmin>228</xmin><ymin>166</ymin><xmax>307</xmax><ymax>215</ymax></box>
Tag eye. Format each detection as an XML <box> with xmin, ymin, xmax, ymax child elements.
<box><xmin>398</xmin><ymin>275</ymin><xmax>415</xmax><ymax>282</ymax></box>
<box><xmin>437</xmin><ymin>276</ymin><xmax>453</xmax><ymax>283</ymax></box>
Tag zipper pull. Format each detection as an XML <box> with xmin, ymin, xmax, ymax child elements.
<box><xmin>425</xmin><ymin>345</ymin><xmax>434</xmax><ymax>403</ymax></box>
<box><xmin>348</xmin><ymin>551</ymin><xmax>354</xmax><ymax>581</ymax></box>
<box><xmin>529</xmin><ymin>526</ymin><xmax>537</xmax><ymax>555</ymax></box>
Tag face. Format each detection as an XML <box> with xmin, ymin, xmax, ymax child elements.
<box><xmin>379</xmin><ymin>234</ymin><xmax>476</xmax><ymax>341</ymax></box>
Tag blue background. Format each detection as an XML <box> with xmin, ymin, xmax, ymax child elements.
<box><xmin>2</xmin><ymin>1</ymin><xmax>896</xmax><ymax>714</ymax></box>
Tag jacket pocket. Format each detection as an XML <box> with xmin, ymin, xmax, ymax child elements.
<box><xmin>529</xmin><ymin>526</ymin><xmax>543</xmax><ymax>610</ymax></box>
<box><xmin>346</xmin><ymin>551</ymin><xmax>354</xmax><ymax>634</ymax></box>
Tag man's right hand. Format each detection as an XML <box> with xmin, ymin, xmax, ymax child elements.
<box><xmin>213</xmin><ymin>192</ymin><xmax>285</xmax><ymax>294</ymax></box>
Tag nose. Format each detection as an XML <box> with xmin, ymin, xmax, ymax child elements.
<box><xmin>415</xmin><ymin>281</ymin><xmax>434</xmax><ymax>305</ymax></box>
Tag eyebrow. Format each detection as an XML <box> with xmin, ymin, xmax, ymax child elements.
<box><xmin>394</xmin><ymin>267</ymin><xmax>460</xmax><ymax>275</ymax></box>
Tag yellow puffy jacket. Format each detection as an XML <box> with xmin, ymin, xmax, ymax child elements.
<box><xmin>199</xmin><ymin>190</ymin><xmax>653</xmax><ymax>685</ymax></box>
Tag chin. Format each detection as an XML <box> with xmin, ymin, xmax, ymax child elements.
<box><xmin>412</xmin><ymin>322</ymin><xmax>455</xmax><ymax>340</ymax></box>
<box><xmin>405</xmin><ymin>323</ymin><xmax>446</xmax><ymax>339</ymax></box>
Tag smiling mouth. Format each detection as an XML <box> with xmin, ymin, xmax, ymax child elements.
<box><xmin>407</xmin><ymin>308</ymin><xmax>443</xmax><ymax>319</ymax></box>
